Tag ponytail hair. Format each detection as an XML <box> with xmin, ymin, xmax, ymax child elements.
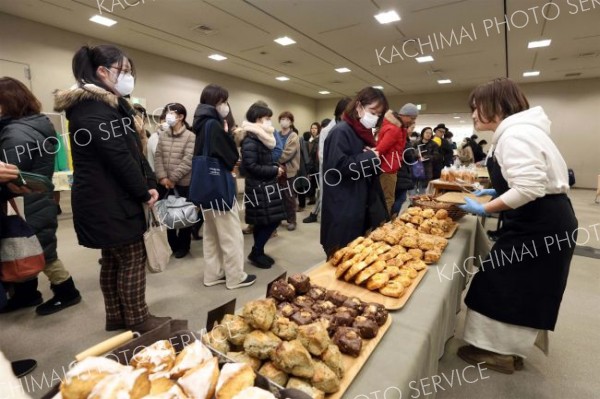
<box><xmin>72</xmin><ymin>45</ymin><xmax>135</xmax><ymax>90</ymax></box>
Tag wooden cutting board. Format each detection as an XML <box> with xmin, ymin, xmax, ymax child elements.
<box><xmin>307</xmin><ymin>263</ymin><xmax>428</xmax><ymax>310</ymax></box>
<box><xmin>436</xmin><ymin>192</ymin><xmax>492</xmax><ymax>204</ymax></box>
<box><xmin>327</xmin><ymin>316</ymin><xmax>392</xmax><ymax>399</ymax></box>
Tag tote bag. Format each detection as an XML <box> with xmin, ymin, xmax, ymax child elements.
<box><xmin>189</xmin><ymin>120</ymin><xmax>236</xmax><ymax>211</ymax></box>
<box><xmin>154</xmin><ymin>188</ymin><xmax>199</xmax><ymax>230</ymax></box>
<box><xmin>144</xmin><ymin>208</ymin><xmax>171</xmax><ymax>273</ymax></box>
<box><xmin>0</xmin><ymin>200</ymin><xmax>46</xmax><ymax>282</ymax></box>
<box><xmin>411</xmin><ymin>160</ymin><xmax>426</xmax><ymax>180</ymax></box>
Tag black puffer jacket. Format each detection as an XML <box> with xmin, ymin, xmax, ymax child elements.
<box><xmin>396</xmin><ymin>138</ymin><xmax>416</xmax><ymax>191</ymax></box>
<box><xmin>54</xmin><ymin>84</ymin><xmax>156</xmax><ymax>249</ymax></box>
<box><xmin>239</xmin><ymin>124</ymin><xmax>286</xmax><ymax>226</ymax></box>
<box><xmin>0</xmin><ymin>114</ymin><xmax>58</xmax><ymax>261</ymax></box>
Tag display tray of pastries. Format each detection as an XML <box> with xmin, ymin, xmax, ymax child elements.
<box><xmin>397</xmin><ymin>206</ymin><xmax>459</xmax><ymax>239</ymax></box>
<box><xmin>200</xmin><ymin>279</ymin><xmax>391</xmax><ymax>399</ymax></box>
<box><xmin>50</xmin><ymin>337</ymin><xmax>314</xmax><ymax>399</ymax></box>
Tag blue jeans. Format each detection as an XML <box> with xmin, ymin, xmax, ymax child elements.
<box><xmin>392</xmin><ymin>190</ymin><xmax>408</xmax><ymax>215</ymax></box>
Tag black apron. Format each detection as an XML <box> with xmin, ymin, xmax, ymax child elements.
<box><xmin>465</xmin><ymin>151</ymin><xmax>578</xmax><ymax>330</ymax></box>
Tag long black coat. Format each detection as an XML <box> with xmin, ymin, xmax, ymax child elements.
<box><xmin>192</xmin><ymin>104</ymin><xmax>239</xmax><ymax>171</ymax></box>
<box><xmin>239</xmin><ymin>132</ymin><xmax>286</xmax><ymax>226</ymax></box>
<box><xmin>320</xmin><ymin>121</ymin><xmax>382</xmax><ymax>256</ymax></box>
<box><xmin>54</xmin><ymin>84</ymin><xmax>156</xmax><ymax>249</ymax></box>
<box><xmin>0</xmin><ymin>114</ymin><xmax>59</xmax><ymax>261</ymax></box>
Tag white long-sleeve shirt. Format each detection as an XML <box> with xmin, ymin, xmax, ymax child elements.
<box><xmin>492</xmin><ymin>106</ymin><xmax>569</xmax><ymax>209</ymax></box>
<box><xmin>146</xmin><ymin>132</ymin><xmax>160</xmax><ymax>172</ymax></box>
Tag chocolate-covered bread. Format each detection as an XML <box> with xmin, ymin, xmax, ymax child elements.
<box><xmin>342</xmin><ymin>297</ymin><xmax>365</xmax><ymax>313</ymax></box>
<box><xmin>332</xmin><ymin>327</ymin><xmax>362</xmax><ymax>357</ymax></box>
<box><xmin>293</xmin><ymin>295</ymin><xmax>315</xmax><ymax>309</ymax></box>
<box><xmin>331</xmin><ymin>310</ymin><xmax>354</xmax><ymax>329</ymax></box>
<box><xmin>306</xmin><ymin>286</ymin><xmax>326</xmax><ymax>301</ymax></box>
<box><xmin>362</xmin><ymin>302</ymin><xmax>388</xmax><ymax>326</ymax></box>
<box><xmin>288</xmin><ymin>274</ymin><xmax>311</xmax><ymax>295</ymax></box>
<box><xmin>277</xmin><ymin>302</ymin><xmax>299</xmax><ymax>318</ymax></box>
<box><xmin>352</xmin><ymin>315</ymin><xmax>379</xmax><ymax>339</ymax></box>
<box><xmin>325</xmin><ymin>290</ymin><xmax>348</xmax><ymax>307</ymax></box>
<box><xmin>290</xmin><ymin>309</ymin><xmax>317</xmax><ymax>326</ymax></box>
<box><xmin>312</xmin><ymin>300</ymin><xmax>336</xmax><ymax>315</ymax></box>
<box><xmin>268</xmin><ymin>279</ymin><xmax>296</xmax><ymax>302</ymax></box>
<box><xmin>336</xmin><ymin>306</ymin><xmax>358</xmax><ymax>318</ymax></box>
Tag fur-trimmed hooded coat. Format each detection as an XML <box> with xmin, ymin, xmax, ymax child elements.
<box><xmin>54</xmin><ymin>84</ymin><xmax>156</xmax><ymax>249</ymax></box>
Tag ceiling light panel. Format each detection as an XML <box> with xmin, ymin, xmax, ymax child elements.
<box><xmin>438</xmin><ymin>79</ymin><xmax>452</xmax><ymax>84</ymax></box>
<box><xmin>416</xmin><ymin>56</ymin><xmax>434</xmax><ymax>63</ymax></box>
<box><xmin>375</xmin><ymin>10</ymin><xmax>401</xmax><ymax>24</ymax></box>
<box><xmin>90</xmin><ymin>15</ymin><xmax>117</xmax><ymax>27</ymax></box>
<box><xmin>276</xmin><ymin>76</ymin><xmax>290</xmax><ymax>81</ymax></box>
<box><xmin>528</xmin><ymin>39</ymin><xmax>551</xmax><ymax>48</ymax></box>
<box><xmin>523</xmin><ymin>71</ymin><xmax>540</xmax><ymax>77</ymax></box>
<box><xmin>208</xmin><ymin>54</ymin><xmax>227</xmax><ymax>61</ymax></box>
<box><xmin>335</xmin><ymin>67</ymin><xmax>351</xmax><ymax>73</ymax></box>
<box><xmin>319</xmin><ymin>91</ymin><xmax>330</xmax><ymax>95</ymax></box>
<box><xmin>274</xmin><ymin>36</ymin><xmax>296</xmax><ymax>46</ymax></box>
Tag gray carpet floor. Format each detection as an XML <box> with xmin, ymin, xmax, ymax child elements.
<box><xmin>0</xmin><ymin>189</ymin><xmax>598</xmax><ymax>399</ymax></box>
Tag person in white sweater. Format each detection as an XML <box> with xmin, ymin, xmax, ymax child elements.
<box><xmin>458</xmin><ymin>78</ymin><xmax>578</xmax><ymax>374</ymax></box>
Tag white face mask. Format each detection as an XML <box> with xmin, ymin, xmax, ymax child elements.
<box><xmin>359</xmin><ymin>105</ymin><xmax>379</xmax><ymax>129</ymax></box>
<box><xmin>114</xmin><ymin>72</ymin><xmax>135</xmax><ymax>96</ymax></box>
<box><xmin>165</xmin><ymin>113</ymin><xmax>178</xmax><ymax>127</ymax></box>
<box><xmin>217</xmin><ymin>103</ymin><xmax>230</xmax><ymax>118</ymax></box>
<box><xmin>280</xmin><ymin>119</ymin><xmax>291</xmax><ymax>129</ymax></box>
<box><xmin>262</xmin><ymin>119</ymin><xmax>272</xmax><ymax>129</ymax></box>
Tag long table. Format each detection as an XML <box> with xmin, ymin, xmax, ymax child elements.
<box><xmin>338</xmin><ymin>215</ymin><xmax>479</xmax><ymax>399</ymax></box>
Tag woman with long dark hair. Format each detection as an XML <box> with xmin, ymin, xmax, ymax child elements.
<box><xmin>458</xmin><ymin>78</ymin><xmax>577</xmax><ymax>374</ymax></box>
<box><xmin>154</xmin><ymin>102</ymin><xmax>195</xmax><ymax>258</ymax></box>
<box><xmin>0</xmin><ymin>77</ymin><xmax>81</xmax><ymax>315</ymax></box>
<box><xmin>54</xmin><ymin>45</ymin><xmax>169</xmax><ymax>333</ymax></box>
<box><xmin>320</xmin><ymin>87</ymin><xmax>390</xmax><ymax>257</ymax></box>
<box><xmin>192</xmin><ymin>84</ymin><xmax>256</xmax><ymax>289</ymax></box>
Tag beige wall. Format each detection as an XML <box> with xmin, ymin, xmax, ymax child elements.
<box><xmin>0</xmin><ymin>13</ymin><xmax>317</xmax><ymax>130</ymax></box>
<box><xmin>317</xmin><ymin>79</ymin><xmax>600</xmax><ymax>189</ymax></box>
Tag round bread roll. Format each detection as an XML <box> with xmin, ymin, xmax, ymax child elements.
<box><xmin>243</xmin><ymin>299</ymin><xmax>277</xmax><ymax>331</ymax></box>
<box><xmin>435</xmin><ymin>209</ymin><xmax>449</xmax><ymax>219</ymax></box>
<box><xmin>365</xmin><ymin>272</ymin><xmax>390</xmax><ymax>291</ymax></box>
<box><xmin>378</xmin><ymin>281</ymin><xmax>405</xmax><ymax>298</ymax></box>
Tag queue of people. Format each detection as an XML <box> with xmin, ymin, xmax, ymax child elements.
<box><xmin>0</xmin><ymin>43</ymin><xmax>577</xmax><ymax>378</ymax></box>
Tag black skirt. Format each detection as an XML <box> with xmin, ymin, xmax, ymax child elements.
<box><xmin>465</xmin><ymin>194</ymin><xmax>577</xmax><ymax>331</ymax></box>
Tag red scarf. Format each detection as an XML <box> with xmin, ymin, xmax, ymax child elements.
<box><xmin>343</xmin><ymin>114</ymin><xmax>376</xmax><ymax>147</ymax></box>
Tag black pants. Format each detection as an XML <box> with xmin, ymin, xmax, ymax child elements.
<box><xmin>253</xmin><ymin>222</ymin><xmax>279</xmax><ymax>253</ymax></box>
<box><xmin>158</xmin><ymin>184</ymin><xmax>193</xmax><ymax>253</ymax></box>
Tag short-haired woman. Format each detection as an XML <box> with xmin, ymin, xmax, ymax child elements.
<box><xmin>321</xmin><ymin>87</ymin><xmax>390</xmax><ymax>257</ymax></box>
<box><xmin>458</xmin><ymin>78</ymin><xmax>578</xmax><ymax>374</ymax></box>
<box><xmin>154</xmin><ymin>102</ymin><xmax>195</xmax><ymax>258</ymax></box>
<box><xmin>239</xmin><ymin>101</ymin><xmax>286</xmax><ymax>269</ymax></box>
<box><xmin>0</xmin><ymin>77</ymin><xmax>81</xmax><ymax>315</ymax></box>
<box><xmin>276</xmin><ymin>111</ymin><xmax>300</xmax><ymax>230</ymax></box>
<box><xmin>55</xmin><ymin>45</ymin><xmax>169</xmax><ymax>333</ymax></box>
<box><xmin>192</xmin><ymin>84</ymin><xmax>256</xmax><ymax>289</ymax></box>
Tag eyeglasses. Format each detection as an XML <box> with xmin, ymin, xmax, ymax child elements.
<box><xmin>106</xmin><ymin>66</ymin><xmax>134</xmax><ymax>76</ymax></box>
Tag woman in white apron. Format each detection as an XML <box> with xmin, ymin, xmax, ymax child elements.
<box><xmin>459</xmin><ymin>78</ymin><xmax>578</xmax><ymax>374</ymax></box>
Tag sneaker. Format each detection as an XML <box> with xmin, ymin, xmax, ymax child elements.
<box><xmin>248</xmin><ymin>252</ymin><xmax>272</xmax><ymax>269</ymax></box>
<box><xmin>287</xmin><ymin>223</ymin><xmax>297</xmax><ymax>231</ymax></box>
<box><xmin>204</xmin><ymin>277</ymin><xmax>227</xmax><ymax>287</ymax></box>
<box><xmin>11</xmin><ymin>359</ymin><xmax>37</xmax><ymax>378</ymax></box>
<box><xmin>263</xmin><ymin>253</ymin><xmax>275</xmax><ymax>266</ymax></box>
<box><xmin>174</xmin><ymin>250</ymin><xmax>189</xmax><ymax>259</ymax></box>
<box><xmin>303</xmin><ymin>214</ymin><xmax>318</xmax><ymax>223</ymax></box>
<box><xmin>227</xmin><ymin>275</ymin><xmax>257</xmax><ymax>290</ymax></box>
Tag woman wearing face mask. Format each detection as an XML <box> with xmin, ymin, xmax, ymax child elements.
<box><xmin>414</xmin><ymin>127</ymin><xmax>440</xmax><ymax>193</ymax></box>
<box><xmin>154</xmin><ymin>103</ymin><xmax>195</xmax><ymax>258</ymax></box>
<box><xmin>276</xmin><ymin>111</ymin><xmax>300</xmax><ymax>230</ymax></box>
<box><xmin>320</xmin><ymin>87</ymin><xmax>390</xmax><ymax>257</ymax></box>
<box><xmin>306</xmin><ymin>122</ymin><xmax>321</xmax><ymax>205</ymax></box>
<box><xmin>457</xmin><ymin>137</ymin><xmax>475</xmax><ymax>165</ymax></box>
<box><xmin>192</xmin><ymin>84</ymin><xmax>256</xmax><ymax>289</ymax></box>
<box><xmin>239</xmin><ymin>101</ymin><xmax>286</xmax><ymax>269</ymax></box>
<box><xmin>54</xmin><ymin>45</ymin><xmax>169</xmax><ymax>333</ymax></box>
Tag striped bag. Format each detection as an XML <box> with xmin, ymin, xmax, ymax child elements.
<box><xmin>0</xmin><ymin>199</ymin><xmax>45</xmax><ymax>282</ymax></box>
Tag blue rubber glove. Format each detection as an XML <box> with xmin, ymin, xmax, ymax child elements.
<box><xmin>459</xmin><ymin>197</ymin><xmax>488</xmax><ymax>216</ymax></box>
<box><xmin>473</xmin><ymin>188</ymin><xmax>497</xmax><ymax>197</ymax></box>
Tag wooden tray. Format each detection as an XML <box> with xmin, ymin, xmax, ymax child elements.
<box><xmin>307</xmin><ymin>263</ymin><xmax>428</xmax><ymax>310</ymax></box>
<box><xmin>436</xmin><ymin>191</ymin><xmax>492</xmax><ymax>204</ymax></box>
<box><xmin>327</xmin><ymin>315</ymin><xmax>392</xmax><ymax>399</ymax></box>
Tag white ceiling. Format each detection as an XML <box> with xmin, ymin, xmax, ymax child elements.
<box><xmin>0</xmin><ymin>0</ymin><xmax>599</xmax><ymax>99</ymax></box>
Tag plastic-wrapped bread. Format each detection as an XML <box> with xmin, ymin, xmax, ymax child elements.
<box><xmin>88</xmin><ymin>368</ymin><xmax>150</xmax><ymax>399</ymax></box>
<box><xmin>178</xmin><ymin>358</ymin><xmax>219</xmax><ymax>399</ymax></box>
<box><xmin>215</xmin><ymin>363</ymin><xmax>255</xmax><ymax>399</ymax></box>
<box><xmin>60</xmin><ymin>357</ymin><xmax>131</xmax><ymax>399</ymax></box>
<box><xmin>170</xmin><ymin>341</ymin><xmax>213</xmax><ymax>379</ymax></box>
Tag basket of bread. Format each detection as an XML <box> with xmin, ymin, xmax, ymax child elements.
<box><xmin>409</xmin><ymin>196</ymin><xmax>467</xmax><ymax>221</ymax></box>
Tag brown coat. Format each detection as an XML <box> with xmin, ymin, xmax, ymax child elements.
<box><xmin>154</xmin><ymin>125</ymin><xmax>196</xmax><ymax>186</ymax></box>
<box><xmin>278</xmin><ymin>130</ymin><xmax>300</xmax><ymax>177</ymax></box>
